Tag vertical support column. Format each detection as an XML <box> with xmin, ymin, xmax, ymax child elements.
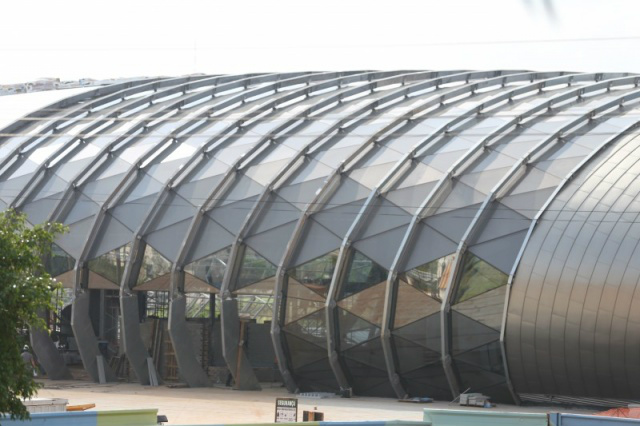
<box><xmin>220</xmin><ymin>244</ymin><xmax>261</xmax><ymax>390</ymax></box>
<box><xmin>120</xmin><ymin>239</ymin><xmax>161</xmax><ymax>385</ymax></box>
<box><xmin>167</xmin><ymin>267</ymin><xmax>211</xmax><ymax>387</ymax></box>
<box><xmin>29</xmin><ymin>309</ymin><xmax>72</xmax><ymax>380</ymax></box>
<box><xmin>71</xmin><ymin>264</ymin><xmax>116</xmax><ymax>382</ymax></box>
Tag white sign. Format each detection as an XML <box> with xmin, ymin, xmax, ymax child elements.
<box><xmin>275</xmin><ymin>398</ymin><xmax>298</xmax><ymax>423</ymax></box>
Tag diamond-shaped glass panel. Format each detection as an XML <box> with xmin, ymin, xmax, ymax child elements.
<box><xmin>340</xmin><ymin>250</ymin><xmax>387</xmax><ymax>299</ymax></box>
<box><xmin>237</xmin><ymin>246</ymin><xmax>277</xmax><ymax>288</ymax></box>
<box><xmin>454</xmin><ymin>253</ymin><xmax>508</xmax><ymax>304</ymax></box>
<box><xmin>400</xmin><ymin>253</ymin><xmax>455</xmax><ymax>302</ymax></box>
<box><xmin>136</xmin><ymin>244</ymin><xmax>172</xmax><ymax>285</ymax></box>
<box><xmin>88</xmin><ymin>243</ymin><xmax>131</xmax><ymax>284</ymax></box>
<box><xmin>184</xmin><ymin>246</ymin><xmax>231</xmax><ymax>289</ymax></box>
<box><xmin>288</xmin><ymin>250</ymin><xmax>338</xmax><ymax>297</ymax></box>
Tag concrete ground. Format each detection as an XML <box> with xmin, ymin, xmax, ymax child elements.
<box><xmin>35</xmin><ymin>380</ymin><xmax>597</xmax><ymax>425</ymax></box>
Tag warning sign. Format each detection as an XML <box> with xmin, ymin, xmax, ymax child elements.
<box><xmin>275</xmin><ymin>397</ymin><xmax>298</xmax><ymax>423</ymax></box>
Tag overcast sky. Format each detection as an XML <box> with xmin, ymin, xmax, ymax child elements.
<box><xmin>1</xmin><ymin>0</ymin><xmax>640</xmax><ymax>83</ymax></box>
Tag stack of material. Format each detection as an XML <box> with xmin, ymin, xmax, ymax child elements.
<box><xmin>22</xmin><ymin>398</ymin><xmax>68</xmax><ymax>413</ymax></box>
<box><xmin>596</xmin><ymin>406</ymin><xmax>640</xmax><ymax>419</ymax></box>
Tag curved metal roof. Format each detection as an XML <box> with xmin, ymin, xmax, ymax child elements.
<box><xmin>3</xmin><ymin>71</ymin><xmax>640</xmax><ymax>402</ymax></box>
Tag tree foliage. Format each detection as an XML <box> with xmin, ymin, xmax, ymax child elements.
<box><xmin>0</xmin><ymin>210</ymin><xmax>65</xmax><ymax>420</ymax></box>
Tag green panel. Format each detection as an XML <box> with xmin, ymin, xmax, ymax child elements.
<box><xmin>424</xmin><ymin>408</ymin><xmax>547</xmax><ymax>426</ymax></box>
<box><xmin>454</xmin><ymin>253</ymin><xmax>508</xmax><ymax>304</ymax></box>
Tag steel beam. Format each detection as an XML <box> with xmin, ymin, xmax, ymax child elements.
<box><xmin>121</xmin><ymin>71</ymin><xmax>346</xmax><ymax>386</ymax></box>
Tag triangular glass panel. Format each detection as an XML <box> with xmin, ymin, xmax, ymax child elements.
<box><xmin>313</xmin><ymin>199</ymin><xmax>366</xmax><ymax>238</ymax></box>
<box><xmin>472</xmin><ymin>203</ymin><xmax>530</xmax><ymax>245</ymax></box>
<box><xmin>292</xmin><ymin>357</ymin><xmax>339</xmax><ymax>393</ymax></box>
<box><xmin>454</xmin><ymin>253</ymin><xmax>508</xmax><ymax>304</ymax></box>
<box><xmin>88</xmin><ymin>243</ymin><xmax>131</xmax><ymax>285</ymax></box>
<box><xmin>284</xmin><ymin>309</ymin><xmax>327</xmax><ymax>348</ymax></box>
<box><xmin>339</xmin><ymin>250</ymin><xmax>387</xmax><ymax>299</ymax></box>
<box><xmin>392</xmin><ymin>312</ymin><xmax>441</xmax><ymax>353</ymax></box>
<box><xmin>184</xmin><ymin>246</ymin><xmax>231</xmax><ymax>289</ymax></box>
<box><xmin>401</xmin><ymin>224</ymin><xmax>457</xmax><ymax>272</ymax></box>
<box><xmin>207</xmin><ymin>195</ymin><xmax>258</xmax><ymax>235</ymax></box>
<box><xmin>236</xmin><ymin>246</ymin><xmax>277</xmax><ymax>289</ymax></box>
<box><xmin>454</xmin><ymin>359</ymin><xmax>506</xmax><ymax>391</ymax></box>
<box><xmin>359</xmin><ymin>199</ymin><xmax>412</xmax><ymax>240</ymax></box>
<box><xmin>453</xmin><ymin>285</ymin><xmax>507</xmax><ymax>331</ymax></box>
<box><xmin>342</xmin><ymin>337</ymin><xmax>387</xmax><ymax>371</ymax></box>
<box><xmin>451</xmin><ymin>310</ymin><xmax>499</xmax><ymax>355</ymax></box>
<box><xmin>393</xmin><ymin>335</ymin><xmax>440</xmax><ymax>374</ymax></box>
<box><xmin>337</xmin><ymin>308</ymin><xmax>380</xmax><ymax>350</ymax></box>
<box><xmin>45</xmin><ymin>243</ymin><xmax>75</xmax><ymax>278</ymax></box>
<box><xmin>468</xmin><ymin>229</ymin><xmax>528</xmax><ymax>274</ymax></box>
<box><xmin>401</xmin><ymin>363</ymin><xmax>452</xmax><ymax>399</ymax></box>
<box><xmin>88</xmin><ymin>214</ymin><xmax>134</xmax><ymax>259</ymax></box>
<box><xmin>290</xmin><ymin>220</ymin><xmax>341</xmax><ymax>267</ymax></box>
<box><xmin>401</xmin><ymin>253</ymin><xmax>456</xmax><ymax>302</ymax></box>
<box><xmin>337</xmin><ymin>282</ymin><xmax>386</xmax><ymax>326</ymax></box>
<box><xmin>454</xmin><ymin>340</ymin><xmax>504</xmax><ymax>375</ymax></box>
<box><xmin>234</xmin><ymin>276</ymin><xmax>275</xmax><ymax>295</ymax></box>
<box><xmin>394</xmin><ymin>280</ymin><xmax>441</xmax><ymax>328</ymax></box>
<box><xmin>342</xmin><ymin>357</ymin><xmax>394</xmax><ymax>397</ymax></box>
<box><xmin>283</xmin><ymin>332</ymin><xmax>328</xmax><ymax>370</ymax></box>
<box><xmin>243</xmin><ymin>221</ymin><xmax>297</xmax><ymax>265</ymax></box>
<box><xmin>288</xmin><ymin>250</ymin><xmax>339</xmax><ymax>298</ymax></box>
<box><xmin>136</xmin><ymin>244</ymin><xmax>172</xmax><ymax>285</ymax></box>
<box><xmin>353</xmin><ymin>224</ymin><xmax>408</xmax><ymax>270</ymax></box>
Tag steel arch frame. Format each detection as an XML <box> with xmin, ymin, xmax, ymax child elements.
<box><xmin>215</xmin><ymin>70</ymin><xmax>425</xmax><ymax>390</ymax></box>
<box><xmin>380</xmin><ymin>72</ymin><xmax>633</xmax><ymax>400</ymax></box>
<box><xmin>60</xmin><ymin>72</ymin><xmax>314</xmax><ymax>382</ymax></box>
<box><xmin>70</xmin><ymin>71</ymin><xmax>335</xmax><ymax>384</ymax></box>
<box><xmin>170</xmin><ymin>70</ymin><xmax>411</xmax><ymax>388</ymax></box>
<box><xmin>268</xmin><ymin>70</ymin><xmax>534</xmax><ymax>393</ymax></box>
<box><xmin>123</xmin><ymin>70</ymin><xmax>369</xmax><ymax>387</ymax></box>
<box><xmin>325</xmin><ymin>70</ymin><xmax>575</xmax><ymax>398</ymax></box>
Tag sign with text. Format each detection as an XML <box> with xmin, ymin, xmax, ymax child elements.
<box><xmin>275</xmin><ymin>397</ymin><xmax>298</xmax><ymax>423</ymax></box>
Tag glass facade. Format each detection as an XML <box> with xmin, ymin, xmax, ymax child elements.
<box><xmin>7</xmin><ymin>70</ymin><xmax>640</xmax><ymax>404</ymax></box>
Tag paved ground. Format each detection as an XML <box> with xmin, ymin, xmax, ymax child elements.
<box><xmin>35</xmin><ymin>380</ymin><xmax>597</xmax><ymax>425</ymax></box>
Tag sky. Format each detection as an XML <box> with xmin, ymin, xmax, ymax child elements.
<box><xmin>1</xmin><ymin>0</ymin><xmax>640</xmax><ymax>84</ymax></box>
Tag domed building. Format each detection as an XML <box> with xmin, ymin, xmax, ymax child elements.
<box><xmin>2</xmin><ymin>71</ymin><xmax>640</xmax><ymax>405</ymax></box>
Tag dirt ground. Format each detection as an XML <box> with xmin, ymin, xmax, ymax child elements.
<box><xmin>35</xmin><ymin>380</ymin><xmax>597</xmax><ymax>425</ymax></box>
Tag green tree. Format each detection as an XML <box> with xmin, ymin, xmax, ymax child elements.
<box><xmin>0</xmin><ymin>209</ymin><xmax>65</xmax><ymax>421</ymax></box>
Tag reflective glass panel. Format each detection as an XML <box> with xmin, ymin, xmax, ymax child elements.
<box><xmin>136</xmin><ymin>244</ymin><xmax>172</xmax><ymax>285</ymax></box>
<box><xmin>288</xmin><ymin>250</ymin><xmax>338</xmax><ymax>297</ymax></box>
<box><xmin>237</xmin><ymin>246</ymin><xmax>277</xmax><ymax>288</ymax></box>
<box><xmin>46</xmin><ymin>243</ymin><xmax>75</xmax><ymax>278</ymax></box>
<box><xmin>184</xmin><ymin>246</ymin><xmax>231</xmax><ymax>289</ymax></box>
<box><xmin>454</xmin><ymin>254</ymin><xmax>508</xmax><ymax>304</ymax></box>
<box><xmin>340</xmin><ymin>250</ymin><xmax>387</xmax><ymax>299</ymax></box>
<box><xmin>400</xmin><ymin>253</ymin><xmax>455</xmax><ymax>302</ymax></box>
<box><xmin>88</xmin><ymin>244</ymin><xmax>131</xmax><ymax>284</ymax></box>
